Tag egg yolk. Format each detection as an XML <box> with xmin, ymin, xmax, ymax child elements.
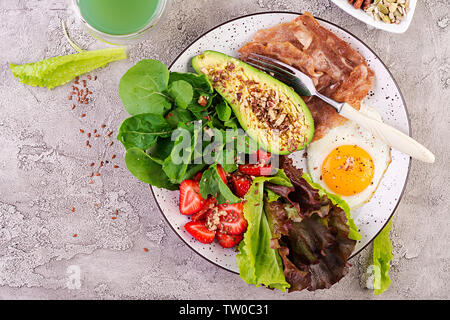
<box><xmin>321</xmin><ymin>145</ymin><xmax>375</xmax><ymax>196</ymax></box>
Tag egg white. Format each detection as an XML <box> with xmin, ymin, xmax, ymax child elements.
<box><xmin>306</xmin><ymin>104</ymin><xmax>391</xmax><ymax>209</ymax></box>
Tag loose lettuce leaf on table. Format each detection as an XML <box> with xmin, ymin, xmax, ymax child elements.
<box><xmin>10</xmin><ymin>47</ymin><xmax>127</xmax><ymax>89</ymax></box>
<box><xmin>373</xmin><ymin>218</ymin><xmax>393</xmax><ymax>295</ymax></box>
<box><xmin>119</xmin><ymin>59</ymin><xmax>172</xmax><ymax>115</ymax></box>
<box><xmin>236</xmin><ymin>170</ymin><xmax>292</xmax><ymax>291</ymax></box>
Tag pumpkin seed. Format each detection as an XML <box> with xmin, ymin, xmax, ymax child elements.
<box><xmin>377</xmin><ymin>3</ymin><xmax>389</xmax><ymax>14</ymax></box>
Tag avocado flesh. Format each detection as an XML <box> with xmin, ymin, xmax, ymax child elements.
<box><xmin>192</xmin><ymin>50</ymin><xmax>314</xmax><ymax>155</ymax></box>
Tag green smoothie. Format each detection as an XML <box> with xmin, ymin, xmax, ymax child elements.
<box><xmin>78</xmin><ymin>0</ymin><xmax>161</xmax><ymax>35</ymax></box>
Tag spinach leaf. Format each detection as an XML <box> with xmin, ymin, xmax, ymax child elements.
<box><xmin>117</xmin><ymin>113</ymin><xmax>172</xmax><ymax>150</ymax></box>
<box><xmin>199</xmin><ymin>164</ymin><xmax>241</xmax><ymax>204</ymax></box>
<box><xmin>169</xmin><ymin>72</ymin><xmax>213</xmax><ymax>94</ymax></box>
<box><xmin>165</xmin><ymin>108</ymin><xmax>195</xmax><ymax>128</ymax></box>
<box><xmin>125</xmin><ymin>148</ymin><xmax>177</xmax><ymax>190</ymax></box>
<box><xmin>147</xmin><ymin>137</ymin><xmax>175</xmax><ymax>165</ymax></box>
<box><xmin>168</xmin><ymin>80</ymin><xmax>193</xmax><ymax>109</ymax></box>
<box><xmin>119</xmin><ymin>59</ymin><xmax>171</xmax><ymax>115</ymax></box>
<box><xmin>162</xmin><ymin>122</ymin><xmax>202</xmax><ymax>184</ymax></box>
<box><xmin>216</xmin><ymin>100</ymin><xmax>232</xmax><ymax>121</ymax></box>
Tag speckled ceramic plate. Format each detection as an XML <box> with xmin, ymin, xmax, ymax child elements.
<box><xmin>151</xmin><ymin>12</ymin><xmax>411</xmax><ymax>274</ymax></box>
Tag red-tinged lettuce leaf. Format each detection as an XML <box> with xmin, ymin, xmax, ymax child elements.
<box><xmin>265</xmin><ymin>199</ymin><xmax>356</xmax><ymax>292</ymax></box>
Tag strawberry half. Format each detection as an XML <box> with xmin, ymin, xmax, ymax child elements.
<box><xmin>238</xmin><ymin>164</ymin><xmax>275</xmax><ymax>176</ymax></box>
<box><xmin>191</xmin><ymin>197</ymin><xmax>217</xmax><ymax>222</ymax></box>
<box><xmin>216</xmin><ymin>164</ymin><xmax>228</xmax><ymax>184</ymax></box>
<box><xmin>179</xmin><ymin>180</ymin><xmax>205</xmax><ymax>215</ymax></box>
<box><xmin>218</xmin><ymin>202</ymin><xmax>247</xmax><ymax>235</ymax></box>
<box><xmin>216</xmin><ymin>232</ymin><xmax>243</xmax><ymax>248</ymax></box>
<box><xmin>231</xmin><ymin>175</ymin><xmax>251</xmax><ymax>198</ymax></box>
<box><xmin>184</xmin><ymin>221</ymin><xmax>215</xmax><ymax>244</ymax></box>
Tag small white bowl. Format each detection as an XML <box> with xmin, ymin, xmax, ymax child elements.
<box><xmin>331</xmin><ymin>0</ymin><xmax>417</xmax><ymax>33</ymax></box>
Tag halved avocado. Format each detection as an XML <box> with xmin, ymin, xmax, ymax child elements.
<box><xmin>192</xmin><ymin>50</ymin><xmax>314</xmax><ymax>155</ymax></box>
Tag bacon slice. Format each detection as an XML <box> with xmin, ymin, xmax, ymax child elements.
<box><xmin>239</xmin><ymin>12</ymin><xmax>374</xmax><ymax>141</ymax></box>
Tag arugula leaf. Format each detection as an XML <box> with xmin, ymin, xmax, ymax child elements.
<box><xmin>125</xmin><ymin>148</ymin><xmax>177</xmax><ymax>190</ymax></box>
<box><xmin>117</xmin><ymin>113</ymin><xmax>172</xmax><ymax>150</ymax></box>
<box><xmin>373</xmin><ymin>218</ymin><xmax>393</xmax><ymax>295</ymax></box>
<box><xmin>302</xmin><ymin>172</ymin><xmax>361</xmax><ymax>241</ymax></box>
<box><xmin>168</xmin><ymin>80</ymin><xmax>193</xmax><ymax>109</ymax></box>
<box><xmin>236</xmin><ymin>171</ymin><xmax>292</xmax><ymax>292</ymax></box>
<box><xmin>199</xmin><ymin>164</ymin><xmax>241</xmax><ymax>204</ymax></box>
<box><xmin>10</xmin><ymin>47</ymin><xmax>126</xmax><ymax>89</ymax></box>
<box><xmin>119</xmin><ymin>59</ymin><xmax>171</xmax><ymax>115</ymax></box>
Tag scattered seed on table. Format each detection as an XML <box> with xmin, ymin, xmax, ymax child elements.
<box><xmin>144</xmin><ymin>248</ymin><xmax>149</xmax><ymax>252</ymax></box>
<box><xmin>87</xmin><ymin>75</ymin><xmax>91</xmax><ymax>80</ymax></box>
<box><xmin>73</xmin><ymin>234</ymin><xmax>78</xmax><ymax>238</ymax></box>
<box><xmin>96</xmin><ymin>173</ymin><xmax>100</xmax><ymax>176</ymax></box>
<box><xmin>107</xmin><ymin>131</ymin><xmax>113</xmax><ymax>137</ymax></box>
<box><xmin>87</xmin><ymin>133</ymin><xmax>91</xmax><ymax>138</ymax></box>
<box><xmin>109</xmin><ymin>141</ymin><xmax>114</xmax><ymax>147</ymax></box>
<box><xmin>101</xmin><ymin>124</ymin><xmax>106</xmax><ymax>128</ymax></box>
<box><xmin>93</xmin><ymin>129</ymin><xmax>97</xmax><ymax>133</ymax></box>
<box><xmin>115</xmin><ymin>209</ymin><xmax>119</xmax><ymax>215</ymax></box>
<box><xmin>72</xmin><ymin>104</ymin><xmax>76</xmax><ymax>110</ymax></box>
<box><xmin>112</xmin><ymin>154</ymin><xmax>116</xmax><ymax>159</ymax></box>
<box><xmin>112</xmin><ymin>216</ymin><xmax>117</xmax><ymax>220</ymax></box>
<box><xmin>71</xmin><ymin>207</ymin><xmax>75</xmax><ymax>213</ymax></box>
<box><xmin>81</xmin><ymin>113</ymin><xmax>86</xmax><ymax>118</ymax></box>
<box><xmin>94</xmin><ymin>76</ymin><xmax>97</xmax><ymax>80</ymax></box>
<box><xmin>113</xmin><ymin>165</ymin><xmax>119</xmax><ymax>169</ymax></box>
<box><xmin>99</xmin><ymin>161</ymin><xmax>104</xmax><ymax>167</ymax></box>
<box><xmin>79</xmin><ymin>129</ymin><xmax>84</xmax><ymax>133</ymax></box>
<box><xmin>90</xmin><ymin>172</ymin><xmax>94</xmax><ymax>177</ymax></box>
<box><xmin>88</xmin><ymin>180</ymin><xmax>94</xmax><ymax>184</ymax></box>
<box><xmin>90</xmin><ymin>163</ymin><xmax>95</xmax><ymax>167</ymax></box>
<box><xmin>95</xmin><ymin>134</ymin><xmax>100</xmax><ymax>138</ymax></box>
<box><xmin>68</xmin><ymin>95</ymin><xmax>72</xmax><ymax>100</ymax></box>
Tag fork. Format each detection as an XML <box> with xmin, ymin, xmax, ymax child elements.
<box><xmin>246</xmin><ymin>53</ymin><xmax>435</xmax><ymax>163</ymax></box>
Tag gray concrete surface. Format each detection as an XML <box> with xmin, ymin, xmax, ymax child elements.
<box><xmin>0</xmin><ymin>0</ymin><xmax>448</xmax><ymax>300</ymax></box>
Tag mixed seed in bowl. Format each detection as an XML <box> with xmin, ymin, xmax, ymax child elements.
<box><xmin>365</xmin><ymin>0</ymin><xmax>410</xmax><ymax>24</ymax></box>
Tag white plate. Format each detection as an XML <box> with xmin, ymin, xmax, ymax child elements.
<box><xmin>151</xmin><ymin>12</ymin><xmax>411</xmax><ymax>274</ymax></box>
<box><xmin>331</xmin><ymin>0</ymin><xmax>417</xmax><ymax>33</ymax></box>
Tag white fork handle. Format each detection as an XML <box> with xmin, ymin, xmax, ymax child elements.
<box><xmin>339</xmin><ymin>103</ymin><xmax>435</xmax><ymax>163</ymax></box>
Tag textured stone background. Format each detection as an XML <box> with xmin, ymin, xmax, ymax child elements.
<box><xmin>0</xmin><ymin>0</ymin><xmax>448</xmax><ymax>300</ymax></box>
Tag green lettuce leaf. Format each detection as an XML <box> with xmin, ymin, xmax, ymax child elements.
<box><xmin>236</xmin><ymin>170</ymin><xmax>292</xmax><ymax>291</ymax></box>
<box><xmin>10</xmin><ymin>47</ymin><xmax>126</xmax><ymax>89</ymax></box>
<box><xmin>373</xmin><ymin>218</ymin><xmax>393</xmax><ymax>295</ymax></box>
<box><xmin>302</xmin><ymin>173</ymin><xmax>361</xmax><ymax>241</ymax></box>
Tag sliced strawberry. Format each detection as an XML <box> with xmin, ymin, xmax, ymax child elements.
<box><xmin>179</xmin><ymin>180</ymin><xmax>205</xmax><ymax>215</ymax></box>
<box><xmin>193</xmin><ymin>171</ymin><xmax>203</xmax><ymax>182</ymax></box>
<box><xmin>218</xmin><ymin>202</ymin><xmax>247</xmax><ymax>235</ymax></box>
<box><xmin>191</xmin><ymin>196</ymin><xmax>217</xmax><ymax>222</ymax></box>
<box><xmin>184</xmin><ymin>221</ymin><xmax>215</xmax><ymax>244</ymax></box>
<box><xmin>216</xmin><ymin>232</ymin><xmax>243</xmax><ymax>248</ymax></box>
<box><xmin>216</xmin><ymin>164</ymin><xmax>227</xmax><ymax>184</ymax></box>
<box><xmin>231</xmin><ymin>175</ymin><xmax>251</xmax><ymax>198</ymax></box>
<box><xmin>238</xmin><ymin>164</ymin><xmax>275</xmax><ymax>176</ymax></box>
<box><xmin>255</xmin><ymin>149</ymin><xmax>272</xmax><ymax>165</ymax></box>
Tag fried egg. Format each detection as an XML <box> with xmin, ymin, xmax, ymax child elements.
<box><xmin>306</xmin><ymin>104</ymin><xmax>391</xmax><ymax>209</ymax></box>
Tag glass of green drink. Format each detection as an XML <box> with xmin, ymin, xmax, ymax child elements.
<box><xmin>73</xmin><ymin>0</ymin><xmax>169</xmax><ymax>44</ymax></box>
